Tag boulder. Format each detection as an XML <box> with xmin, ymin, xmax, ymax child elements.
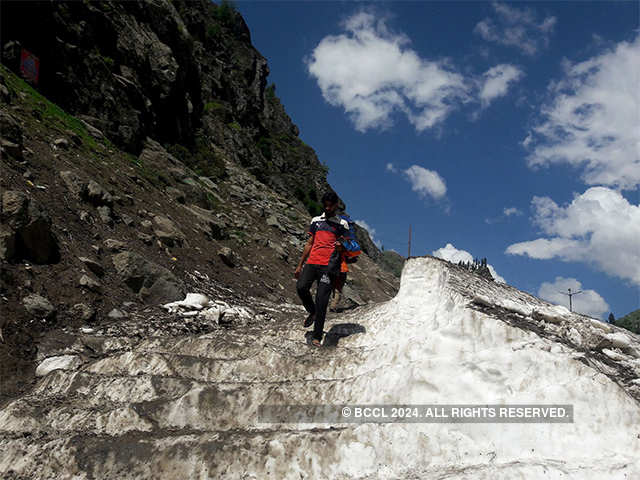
<box><xmin>185</xmin><ymin>205</ymin><xmax>228</xmax><ymax>240</ymax></box>
<box><xmin>82</xmin><ymin>180</ymin><xmax>114</xmax><ymax>207</ymax></box>
<box><xmin>218</xmin><ymin>246</ymin><xmax>238</xmax><ymax>267</ymax></box>
<box><xmin>79</xmin><ymin>274</ymin><xmax>101</xmax><ymax>292</ymax></box>
<box><xmin>60</xmin><ymin>171</ymin><xmax>85</xmax><ymax>197</ymax></box>
<box><xmin>78</xmin><ymin>257</ymin><xmax>104</xmax><ymax>277</ymax></box>
<box><xmin>104</xmin><ymin>239</ymin><xmax>127</xmax><ymax>252</ymax></box>
<box><xmin>1</xmin><ymin>191</ymin><xmax>60</xmax><ymax>264</ymax></box>
<box><xmin>0</xmin><ymin>110</ymin><xmax>23</xmax><ymax>145</ymax></box>
<box><xmin>107</xmin><ymin>308</ymin><xmax>128</xmax><ymax>319</ymax></box>
<box><xmin>112</xmin><ymin>251</ymin><xmax>184</xmax><ymax>303</ymax></box>
<box><xmin>22</xmin><ymin>294</ymin><xmax>56</xmax><ymax>319</ymax></box>
<box><xmin>97</xmin><ymin>206</ymin><xmax>113</xmax><ymax>225</ymax></box>
<box><xmin>152</xmin><ymin>215</ymin><xmax>185</xmax><ymax>247</ymax></box>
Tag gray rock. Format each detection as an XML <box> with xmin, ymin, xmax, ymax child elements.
<box><xmin>53</xmin><ymin>137</ymin><xmax>70</xmax><ymax>149</ymax></box>
<box><xmin>152</xmin><ymin>215</ymin><xmax>185</xmax><ymax>247</ymax></box>
<box><xmin>184</xmin><ymin>205</ymin><xmax>228</xmax><ymax>240</ymax></box>
<box><xmin>0</xmin><ymin>110</ymin><xmax>23</xmax><ymax>145</ymax></box>
<box><xmin>107</xmin><ymin>308</ymin><xmax>128</xmax><ymax>319</ymax></box>
<box><xmin>97</xmin><ymin>206</ymin><xmax>113</xmax><ymax>225</ymax></box>
<box><xmin>266</xmin><ymin>215</ymin><xmax>279</xmax><ymax>227</ymax></box>
<box><xmin>70</xmin><ymin>303</ymin><xmax>96</xmax><ymax>322</ymax></box>
<box><xmin>140</xmin><ymin>220</ymin><xmax>153</xmax><ymax>230</ymax></box>
<box><xmin>112</xmin><ymin>251</ymin><xmax>184</xmax><ymax>303</ymax></box>
<box><xmin>22</xmin><ymin>294</ymin><xmax>56</xmax><ymax>319</ymax></box>
<box><xmin>120</xmin><ymin>214</ymin><xmax>135</xmax><ymax>226</ymax></box>
<box><xmin>79</xmin><ymin>119</ymin><xmax>105</xmax><ymax>140</ymax></box>
<box><xmin>104</xmin><ymin>239</ymin><xmax>127</xmax><ymax>252</ymax></box>
<box><xmin>60</xmin><ymin>171</ymin><xmax>85</xmax><ymax>198</ymax></box>
<box><xmin>137</xmin><ymin>232</ymin><xmax>154</xmax><ymax>245</ymax></box>
<box><xmin>1</xmin><ymin>139</ymin><xmax>23</xmax><ymax>160</ymax></box>
<box><xmin>1</xmin><ymin>191</ymin><xmax>60</xmax><ymax>264</ymax></box>
<box><xmin>218</xmin><ymin>246</ymin><xmax>237</xmax><ymax>267</ymax></box>
<box><xmin>83</xmin><ymin>180</ymin><xmax>114</xmax><ymax>207</ymax></box>
<box><xmin>79</xmin><ymin>257</ymin><xmax>104</xmax><ymax>277</ymax></box>
<box><xmin>140</xmin><ymin>275</ymin><xmax>184</xmax><ymax>305</ymax></box>
<box><xmin>79</xmin><ymin>274</ymin><xmax>101</xmax><ymax>292</ymax></box>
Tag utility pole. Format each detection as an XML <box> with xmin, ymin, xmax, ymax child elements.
<box><xmin>407</xmin><ymin>224</ymin><xmax>412</xmax><ymax>258</ymax></box>
<box><xmin>559</xmin><ymin>288</ymin><xmax>582</xmax><ymax>312</ymax></box>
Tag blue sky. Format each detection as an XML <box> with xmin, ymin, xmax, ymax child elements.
<box><xmin>233</xmin><ymin>1</ymin><xmax>639</xmax><ymax>319</ymax></box>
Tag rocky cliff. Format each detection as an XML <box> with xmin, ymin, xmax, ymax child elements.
<box><xmin>0</xmin><ymin>0</ymin><xmax>401</xmax><ymax>402</ymax></box>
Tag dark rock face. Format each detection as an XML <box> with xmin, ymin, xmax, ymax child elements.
<box><xmin>1</xmin><ymin>191</ymin><xmax>60</xmax><ymax>264</ymax></box>
<box><xmin>0</xmin><ymin>0</ymin><xmax>337</xmax><ymax>211</ymax></box>
<box><xmin>112</xmin><ymin>251</ymin><xmax>184</xmax><ymax>303</ymax></box>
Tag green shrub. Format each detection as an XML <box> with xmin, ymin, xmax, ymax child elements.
<box><xmin>294</xmin><ymin>186</ymin><xmax>322</xmax><ymax>216</ymax></box>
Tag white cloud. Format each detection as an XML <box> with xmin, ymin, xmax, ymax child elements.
<box><xmin>403</xmin><ymin>165</ymin><xmax>447</xmax><ymax>200</ymax></box>
<box><xmin>354</xmin><ymin>219</ymin><xmax>382</xmax><ymax>248</ymax></box>
<box><xmin>479</xmin><ymin>64</ymin><xmax>524</xmax><ymax>107</ymax></box>
<box><xmin>307</xmin><ymin>11</ymin><xmax>520</xmax><ymax>132</ymax></box>
<box><xmin>433</xmin><ymin>243</ymin><xmax>506</xmax><ymax>283</ymax></box>
<box><xmin>474</xmin><ymin>2</ymin><xmax>557</xmax><ymax>55</ymax></box>
<box><xmin>537</xmin><ymin>277</ymin><xmax>610</xmax><ymax>319</ymax></box>
<box><xmin>523</xmin><ymin>35</ymin><xmax>640</xmax><ymax>189</ymax></box>
<box><xmin>506</xmin><ymin>187</ymin><xmax>640</xmax><ymax>286</ymax></box>
<box><xmin>503</xmin><ymin>207</ymin><xmax>523</xmax><ymax>217</ymax></box>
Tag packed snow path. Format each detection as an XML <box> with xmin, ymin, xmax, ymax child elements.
<box><xmin>1</xmin><ymin>256</ymin><xmax>639</xmax><ymax>479</ymax></box>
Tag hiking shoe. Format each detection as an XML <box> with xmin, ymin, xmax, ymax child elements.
<box><xmin>310</xmin><ymin>338</ymin><xmax>322</xmax><ymax>347</ymax></box>
<box><xmin>303</xmin><ymin>313</ymin><xmax>316</xmax><ymax>328</ymax></box>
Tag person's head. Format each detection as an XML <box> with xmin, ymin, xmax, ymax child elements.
<box><xmin>321</xmin><ymin>191</ymin><xmax>339</xmax><ymax>217</ymax></box>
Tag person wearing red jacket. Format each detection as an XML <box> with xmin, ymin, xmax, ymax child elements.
<box><xmin>294</xmin><ymin>192</ymin><xmax>349</xmax><ymax>347</ymax></box>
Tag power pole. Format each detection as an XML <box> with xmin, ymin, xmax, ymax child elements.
<box><xmin>407</xmin><ymin>224</ymin><xmax>412</xmax><ymax>258</ymax></box>
<box><xmin>559</xmin><ymin>288</ymin><xmax>582</xmax><ymax>312</ymax></box>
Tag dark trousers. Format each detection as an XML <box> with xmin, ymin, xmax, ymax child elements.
<box><xmin>296</xmin><ymin>264</ymin><xmax>334</xmax><ymax>340</ymax></box>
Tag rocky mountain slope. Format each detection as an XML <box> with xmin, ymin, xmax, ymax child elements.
<box><xmin>1</xmin><ymin>256</ymin><xmax>639</xmax><ymax>479</ymax></box>
<box><xmin>0</xmin><ymin>0</ymin><xmax>401</xmax><ymax>402</ymax></box>
<box><xmin>616</xmin><ymin>309</ymin><xmax>640</xmax><ymax>335</ymax></box>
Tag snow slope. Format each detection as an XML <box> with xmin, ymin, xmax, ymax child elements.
<box><xmin>1</xmin><ymin>256</ymin><xmax>639</xmax><ymax>479</ymax></box>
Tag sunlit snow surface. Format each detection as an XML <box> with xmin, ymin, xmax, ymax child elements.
<box><xmin>1</xmin><ymin>256</ymin><xmax>639</xmax><ymax>479</ymax></box>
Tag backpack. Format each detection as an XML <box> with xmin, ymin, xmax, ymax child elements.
<box><xmin>339</xmin><ymin>214</ymin><xmax>362</xmax><ymax>264</ymax></box>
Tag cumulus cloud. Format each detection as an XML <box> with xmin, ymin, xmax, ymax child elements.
<box><xmin>403</xmin><ymin>165</ymin><xmax>447</xmax><ymax>200</ymax></box>
<box><xmin>306</xmin><ymin>12</ymin><xmax>470</xmax><ymax>132</ymax></box>
<box><xmin>506</xmin><ymin>187</ymin><xmax>640</xmax><ymax>286</ymax></box>
<box><xmin>479</xmin><ymin>64</ymin><xmax>524</xmax><ymax>107</ymax></box>
<box><xmin>387</xmin><ymin>163</ymin><xmax>447</xmax><ymax>201</ymax></box>
<box><xmin>306</xmin><ymin>11</ymin><xmax>522</xmax><ymax>132</ymax></box>
<box><xmin>503</xmin><ymin>207</ymin><xmax>523</xmax><ymax>217</ymax></box>
<box><xmin>537</xmin><ymin>277</ymin><xmax>610</xmax><ymax>319</ymax></box>
<box><xmin>474</xmin><ymin>2</ymin><xmax>556</xmax><ymax>55</ymax></box>
<box><xmin>433</xmin><ymin>243</ymin><xmax>506</xmax><ymax>283</ymax></box>
<box><xmin>523</xmin><ymin>35</ymin><xmax>640</xmax><ymax>189</ymax></box>
<box><xmin>354</xmin><ymin>219</ymin><xmax>382</xmax><ymax>248</ymax></box>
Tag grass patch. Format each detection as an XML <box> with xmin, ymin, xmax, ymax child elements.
<box><xmin>204</xmin><ymin>100</ymin><xmax>224</xmax><ymax>113</ymax></box>
<box><xmin>0</xmin><ymin>63</ymin><xmax>104</xmax><ymax>151</ymax></box>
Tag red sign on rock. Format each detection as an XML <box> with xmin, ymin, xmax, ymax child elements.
<box><xmin>20</xmin><ymin>48</ymin><xmax>40</xmax><ymax>85</ymax></box>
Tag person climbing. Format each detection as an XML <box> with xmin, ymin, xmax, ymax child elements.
<box><xmin>329</xmin><ymin>213</ymin><xmax>362</xmax><ymax>312</ymax></box>
<box><xmin>294</xmin><ymin>192</ymin><xmax>349</xmax><ymax>347</ymax></box>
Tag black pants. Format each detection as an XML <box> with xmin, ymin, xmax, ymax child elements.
<box><xmin>296</xmin><ymin>263</ymin><xmax>334</xmax><ymax>340</ymax></box>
